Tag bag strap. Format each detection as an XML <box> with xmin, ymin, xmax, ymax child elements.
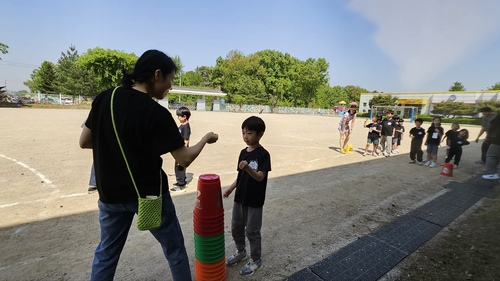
<box><xmin>110</xmin><ymin>86</ymin><xmax>162</xmax><ymax>198</ymax></box>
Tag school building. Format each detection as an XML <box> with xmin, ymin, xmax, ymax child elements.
<box><xmin>359</xmin><ymin>91</ymin><xmax>500</xmax><ymax>118</ymax></box>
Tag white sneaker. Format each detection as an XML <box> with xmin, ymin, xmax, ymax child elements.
<box><xmin>482</xmin><ymin>174</ymin><xmax>500</xmax><ymax>180</ymax></box>
<box><xmin>363</xmin><ymin>152</ymin><xmax>367</xmax><ymax>156</ymax></box>
<box><xmin>418</xmin><ymin>161</ymin><xmax>424</xmax><ymax>165</ymax></box>
<box><xmin>429</xmin><ymin>162</ymin><xmax>436</xmax><ymax>168</ymax></box>
<box><xmin>453</xmin><ymin>165</ymin><xmax>458</xmax><ymax>168</ymax></box>
<box><xmin>424</xmin><ymin>161</ymin><xmax>431</xmax><ymax>166</ymax></box>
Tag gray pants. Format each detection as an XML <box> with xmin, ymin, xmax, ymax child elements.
<box><xmin>380</xmin><ymin>135</ymin><xmax>393</xmax><ymax>155</ymax></box>
<box><xmin>231</xmin><ymin>202</ymin><xmax>263</xmax><ymax>261</ymax></box>
<box><xmin>485</xmin><ymin>143</ymin><xmax>500</xmax><ymax>174</ymax></box>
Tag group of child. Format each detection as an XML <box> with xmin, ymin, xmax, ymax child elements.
<box><xmin>362</xmin><ymin>110</ymin><xmax>405</xmax><ymax>157</ymax></box>
<box><xmin>363</xmin><ymin>110</ymin><xmax>470</xmax><ymax>168</ymax></box>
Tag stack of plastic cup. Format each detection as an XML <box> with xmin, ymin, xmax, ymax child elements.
<box><xmin>194</xmin><ymin>174</ymin><xmax>226</xmax><ymax>281</ymax></box>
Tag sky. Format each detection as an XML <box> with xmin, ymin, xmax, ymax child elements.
<box><xmin>1</xmin><ymin>0</ymin><xmax>500</xmax><ymax>93</ymax></box>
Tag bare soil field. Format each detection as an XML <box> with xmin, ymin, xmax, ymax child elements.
<box><xmin>0</xmin><ymin>108</ymin><xmax>485</xmax><ymax>280</ymax></box>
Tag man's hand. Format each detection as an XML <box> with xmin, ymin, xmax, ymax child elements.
<box><xmin>475</xmin><ymin>137</ymin><xmax>479</xmax><ymax>143</ymax></box>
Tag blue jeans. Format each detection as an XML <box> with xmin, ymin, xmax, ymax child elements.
<box><xmin>90</xmin><ymin>195</ymin><xmax>192</xmax><ymax>281</ymax></box>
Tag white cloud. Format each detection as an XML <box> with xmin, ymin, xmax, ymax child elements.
<box><xmin>348</xmin><ymin>0</ymin><xmax>500</xmax><ymax>90</ymax></box>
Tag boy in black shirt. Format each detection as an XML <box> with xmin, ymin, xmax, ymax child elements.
<box><xmin>444</xmin><ymin>129</ymin><xmax>470</xmax><ymax>168</ymax></box>
<box><xmin>363</xmin><ymin>116</ymin><xmax>381</xmax><ymax>156</ymax></box>
<box><xmin>380</xmin><ymin>110</ymin><xmax>396</xmax><ymax>157</ymax></box>
<box><xmin>409</xmin><ymin>118</ymin><xmax>426</xmax><ymax>164</ymax></box>
<box><xmin>171</xmin><ymin>107</ymin><xmax>191</xmax><ymax>192</ymax></box>
<box><xmin>223</xmin><ymin>116</ymin><xmax>271</xmax><ymax>276</ymax></box>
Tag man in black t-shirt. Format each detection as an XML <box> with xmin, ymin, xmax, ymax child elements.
<box><xmin>380</xmin><ymin>110</ymin><xmax>396</xmax><ymax>157</ymax></box>
<box><xmin>408</xmin><ymin>118</ymin><xmax>426</xmax><ymax>164</ymax></box>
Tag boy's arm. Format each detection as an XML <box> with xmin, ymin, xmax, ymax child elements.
<box><xmin>223</xmin><ymin>179</ymin><xmax>238</xmax><ymax>198</ymax></box>
<box><xmin>239</xmin><ymin>160</ymin><xmax>267</xmax><ymax>182</ymax></box>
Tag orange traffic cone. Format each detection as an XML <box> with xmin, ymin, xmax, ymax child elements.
<box><xmin>440</xmin><ymin>163</ymin><xmax>453</xmax><ymax>177</ymax></box>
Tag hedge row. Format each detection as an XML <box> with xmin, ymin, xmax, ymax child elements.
<box><xmin>416</xmin><ymin>114</ymin><xmax>482</xmax><ymax>125</ymax></box>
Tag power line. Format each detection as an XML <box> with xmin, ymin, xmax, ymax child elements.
<box><xmin>0</xmin><ymin>61</ymin><xmax>38</xmax><ymax>69</ymax></box>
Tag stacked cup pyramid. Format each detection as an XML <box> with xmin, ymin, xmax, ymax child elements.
<box><xmin>194</xmin><ymin>174</ymin><xmax>226</xmax><ymax>281</ymax></box>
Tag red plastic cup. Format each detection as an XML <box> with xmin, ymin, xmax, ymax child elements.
<box><xmin>194</xmin><ymin>174</ymin><xmax>224</xmax><ymax>218</ymax></box>
<box><xmin>195</xmin><ymin>258</ymin><xmax>226</xmax><ymax>281</ymax></box>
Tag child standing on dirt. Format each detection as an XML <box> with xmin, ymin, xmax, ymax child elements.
<box><xmin>171</xmin><ymin>106</ymin><xmax>191</xmax><ymax>192</ymax></box>
<box><xmin>442</xmin><ymin>123</ymin><xmax>460</xmax><ymax>159</ymax></box>
<box><xmin>444</xmin><ymin>129</ymin><xmax>470</xmax><ymax>168</ymax></box>
<box><xmin>424</xmin><ymin>117</ymin><xmax>444</xmax><ymax>168</ymax></box>
<box><xmin>409</xmin><ymin>118</ymin><xmax>426</xmax><ymax>164</ymax></box>
<box><xmin>363</xmin><ymin>116</ymin><xmax>381</xmax><ymax>156</ymax></box>
<box><xmin>223</xmin><ymin>116</ymin><xmax>271</xmax><ymax>277</ymax></box>
<box><xmin>393</xmin><ymin>119</ymin><xmax>405</xmax><ymax>154</ymax></box>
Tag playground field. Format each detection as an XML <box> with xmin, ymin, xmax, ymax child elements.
<box><xmin>0</xmin><ymin>108</ymin><xmax>484</xmax><ymax>280</ymax></box>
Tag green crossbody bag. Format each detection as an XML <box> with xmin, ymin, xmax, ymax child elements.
<box><xmin>110</xmin><ymin>86</ymin><xmax>162</xmax><ymax>231</ymax></box>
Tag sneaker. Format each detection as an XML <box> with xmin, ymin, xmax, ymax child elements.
<box><xmin>173</xmin><ymin>182</ymin><xmax>186</xmax><ymax>187</ymax></box>
<box><xmin>372</xmin><ymin>153</ymin><xmax>376</xmax><ymax>157</ymax></box>
<box><xmin>409</xmin><ymin>160</ymin><xmax>416</xmax><ymax>164</ymax></box>
<box><xmin>227</xmin><ymin>250</ymin><xmax>248</xmax><ymax>267</ymax></box>
<box><xmin>240</xmin><ymin>258</ymin><xmax>262</xmax><ymax>276</ymax></box>
<box><xmin>88</xmin><ymin>185</ymin><xmax>97</xmax><ymax>194</ymax></box>
<box><xmin>482</xmin><ymin>174</ymin><xmax>500</xmax><ymax>180</ymax></box>
<box><xmin>453</xmin><ymin>164</ymin><xmax>458</xmax><ymax>168</ymax></box>
<box><xmin>475</xmin><ymin>160</ymin><xmax>485</xmax><ymax>165</ymax></box>
<box><xmin>418</xmin><ymin>161</ymin><xmax>423</xmax><ymax>165</ymax></box>
<box><xmin>424</xmin><ymin>161</ymin><xmax>431</xmax><ymax>166</ymax></box>
<box><xmin>429</xmin><ymin>162</ymin><xmax>436</xmax><ymax>168</ymax></box>
<box><xmin>170</xmin><ymin>185</ymin><xmax>186</xmax><ymax>192</ymax></box>
<box><xmin>340</xmin><ymin>148</ymin><xmax>346</xmax><ymax>154</ymax></box>
<box><xmin>363</xmin><ymin>152</ymin><xmax>367</xmax><ymax>156</ymax></box>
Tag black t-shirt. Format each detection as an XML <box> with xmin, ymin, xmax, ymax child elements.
<box><xmin>85</xmin><ymin>87</ymin><xmax>185</xmax><ymax>204</ymax></box>
<box><xmin>365</xmin><ymin>123</ymin><xmax>380</xmax><ymax>139</ymax></box>
<box><xmin>234</xmin><ymin>146</ymin><xmax>272</xmax><ymax>208</ymax></box>
<box><xmin>444</xmin><ymin>130</ymin><xmax>457</xmax><ymax>144</ymax></box>
<box><xmin>426</xmin><ymin>125</ymin><xmax>444</xmax><ymax>144</ymax></box>
<box><xmin>409</xmin><ymin>127</ymin><xmax>426</xmax><ymax>140</ymax></box>
<box><xmin>179</xmin><ymin>122</ymin><xmax>191</xmax><ymax>141</ymax></box>
<box><xmin>395</xmin><ymin>124</ymin><xmax>405</xmax><ymax>139</ymax></box>
<box><xmin>381</xmin><ymin>118</ymin><xmax>396</xmax><ymax>136</ymax></box>
<box><xmin>449</xmin><ymin>134</ymin><xmax>470</xmax><ymax>148</ymax></box>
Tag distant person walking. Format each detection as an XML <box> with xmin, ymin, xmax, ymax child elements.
<box><xmin>475</xmin><ymin>107</ymin><xmax>496</xmax><ymax>165</ymax></box>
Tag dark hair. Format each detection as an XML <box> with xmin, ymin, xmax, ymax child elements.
<box><xmin>399</xmin><ymin>119</ymin><xmax>404</xmax><ymax>122</ymax></box>
<box><xmin>415</xmin><ymin>118</ymin><xmax>424</xmax><ymax>123</ymax></box>
<box><xmin>242</xmin><ymin>116</ymin><xmax>266</xmax><ymax>133</ymax></box>
<box><xmin>386</xmin><ymin>110</ymin><xmax>394</xmax><ymax>114</ymax></box>
<box><xmin>480</xmin><ymin>107</ymin><xmax>492</xmax><ymax>112</ymax></box>
<box><xmin>459</xmin><ymin>129</ymin><xmax>469</xmax><ymax>139</ymax></box>
<box><xmin>121</xmin><ymin>50</ymin><xmax>178</xmax><ymax>89</ymax></box>
<box><xmin>176</xmin><ymin>106</ymin><xmax>191</xmax><ymax>120</ymax></box>
<box><xmin>393</xmin><ymin>115</ymin><xmax>400</xmax><ymax>120</ymax></box>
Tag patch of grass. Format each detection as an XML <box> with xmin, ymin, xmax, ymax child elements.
<box><xmin>396</xmin><ymin>197</ymin><xmax>500</xmax><ymax>281</ymax></box>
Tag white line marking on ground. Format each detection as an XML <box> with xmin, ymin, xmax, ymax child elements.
<box><xmin>59</xmin><ymin>193</ymin><xmax>88</xmax><ymax>198</ymax></box>
<box><xmin>0</xmin><ymin>202</ymin><xmax>19</xmax><ymax>208</ymax></box>
<box><xmin>0</xmin><ymin>154</ymin><xmax>56</xmax><ymax>188</ymax></box>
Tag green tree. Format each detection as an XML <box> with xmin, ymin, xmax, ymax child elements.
<box><xmin>343</xmin><ymin>85</ymin><xmax>368</xmax><ymax>104</ymax></box>
<box><xmin>172</xmin><ymin>55</ymin><xmax>184</xmax><ymax>86</ymax></box>
<box><xmin>195</xmin><ymin>66</ymin><xmax>213</xmax><ymax>86</ymax></box>
<box><xmin>488</xmin><ymin>82</ymin><xmax>500</xmax><ymax>90</ymax></box>
<box><xmin>23</xmin><ymin>61</ymin><xmax>57</xmax><ymax>94</ymax></box>
<box><xmin>54</xmin><ymin>45</ymin><xmax>99</xmax><ymax>96</ymax></box>
<box><xmin>369</xmin><ymin>94</ymin><xmax>398</xmax><ymax>107</ymax></box>
<box><xmin>236</xmin><ymin>76</ymin><xmax>267</xmax><ymax>104</ymax></box>
<box><xmin>0</xmin><ymin>42</ymin><xmax>8</xmax><ymax>60</ymax></box>
<box><xmin>181</xmin><ymin>71</ymin><xmax>204</xmax><ymax>87</ymax></box>
<box><xmin>476</xmin><ymin>101</ymin><xmax>500</xmax><ymax>112</ymax></box>
<box><xmin>431</xmin><ymin>101</ymin><xmax>475</xmax><ymax>118</ymax></box>
<box><xmin>449</xmin><ymin>81</ymin><xmax>466</xmax><ymax>91</ymax></box>
<box><xmin>293</xmin><ymin>58</ymin><xmax>329</xmax><ymax>108</ymax></box>
<box><xmin>77</xmin><ymin>47</ymin><xmax>137</xmax><ymax>91</ymax></box>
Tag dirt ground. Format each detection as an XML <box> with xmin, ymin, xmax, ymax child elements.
<box><xmin>0</xmin><ymin>108</ymin><xmax>485</xmax><ymax>281</ymax></box>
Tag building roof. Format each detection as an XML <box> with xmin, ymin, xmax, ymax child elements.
<box><xmin>169</xmin><ymin>86</ymin><xmax>227</xmax><ymax>97</ymax></box>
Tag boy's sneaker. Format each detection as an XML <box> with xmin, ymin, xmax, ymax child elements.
<box><xmin>227</xmin><ymin>250</ymin><xmax>248</xmax><ymax>267</ymax></box>
<box><xmin>475</xmin><ymin>160</ymin><xmax>485</xmax><ymax>165</ymax></box>
<box><xmin>88</xmin><ymin>185</ymin><xmax>97</xmax><ymax>194</ymax></box>
<box><xmin>409</xmin><ymin>160</ymin><xmax>416</xmax><ymax>164</ymax></box>
<box><xmin>429</xmin><ymin>162</ymin><xmax>436</xmax><ymax>168</ymax></box>
<box><xmin>482</xmin><ymin>174</ymin><xmax>500</xmax><ymax>180</ymax></box>
<box><xmin>363</xmin><ymin>152</ymin><xmax>367</xmax><ymax>156</ymax></box>
<box><xmin>240</xmin><ymin>258</ymin><xmax>262</xmax><ymax>276</ymax></box>
<box><xmin>170</xmin><ymin>185</ymin><xmax>186</xmax><ymax>192</ymax></box>
<box><xmin>424</xmin><ymin>161</ymin><xmax>431</xmax><ymax>166</ymax></box>
<box><xmin>453</xmin><ymin>164</ymin><xmax>458</xmax><ymax>168</ymax></box>
<box><xmin>418</xmin><ymin>161</ymin><xmax>424</xmax><ymax>165</ymax></box>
